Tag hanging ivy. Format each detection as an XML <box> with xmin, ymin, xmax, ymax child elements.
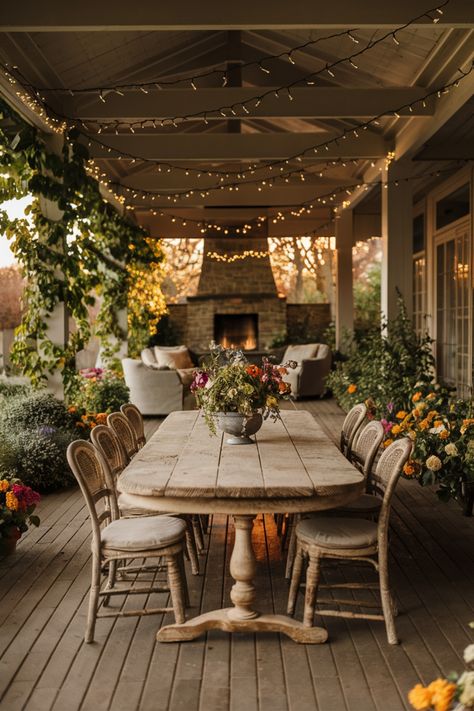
<box><xmin>0</xmin><ymin>97</ymin><xmax>165</xmax><ymax>394</ymax></box>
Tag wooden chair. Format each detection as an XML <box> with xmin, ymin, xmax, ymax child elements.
<box><xmin>335</xmin><ymin>420</ymin><xmax>385</xmax><ymax>516</ymax></box>
<box><xmin>91</xmin><ymin>424</ymin><xmax>201</xmax><ymax>575</ymax></box>
<box><xmin>287</xmin><ymin>437</ymin><xmax>412</xmax><ymax>644</ymax></box>
<box><xmin>67</xmin><ymin>439</ymin><xmax>188</xmax><ymax>643</ymax></box>
<box><xmin>340</xmin><ymin>402</ymin><xmax>367</xmax><ymax>459</ymax></box>
<box><xmin>120</xmin><ymin>403</ymin><xmax>146</xmax><ymax>449</ymax></box>
<box><xmin>107</xmin><ymin>411</ymin><xmax>139</xmax><ymax>462</ymax></box>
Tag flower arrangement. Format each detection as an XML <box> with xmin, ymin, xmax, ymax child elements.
<box><xmin>408</xmin><ymin>630</ymin><xmax>474</xmax><ymax>710</ymax></box>
<box><xmin>191</xmin><ymin>344</ymin><xmax>294</xmax><ymax>434</ymax></box>
<box><xmin>68</xmin><ymin>367</ymin><xmax>130</xmax><ymax>431</ymax></box>
<box><xmin>0</xmin><ymin>478</ymin><xmax>40</xmax><ymax>547</ymax></box>
<box><xmin>373</xmin><ymin>383</ymin><xmax>474</xmax><ymax>505</ymax></box>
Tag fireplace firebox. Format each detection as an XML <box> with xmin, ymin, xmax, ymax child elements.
<box><xmin>214</xmin><ymin>314</ymin><xmax>258</xmax><ymax>351</ymax></box>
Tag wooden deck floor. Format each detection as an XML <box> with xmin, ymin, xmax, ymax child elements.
<box><xmin>0</xmin><ymin>399</ymin><xmax>473</xmax><ymax>711</ymax></box>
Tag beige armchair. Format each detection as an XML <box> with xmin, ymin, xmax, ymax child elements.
<box><xmin>121</xmin><ymin>358</ymin><xmax>195</xmax><ymax>416</ymax></box>
<box><xmin>281</xmin><ymin>343</ymin><xmax>332</xmax><ymax>399</ymax></box>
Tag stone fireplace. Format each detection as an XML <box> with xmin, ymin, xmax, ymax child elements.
<box><xmin>166</xmin><ymin>236</ymin><xmax>332</xmax><ymax>354</ymax></box>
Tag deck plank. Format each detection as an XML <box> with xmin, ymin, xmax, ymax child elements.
<box><xmin>0</xmin><ymin>399</ymin><xmax>473</xmax><ymax>711</ymax></box>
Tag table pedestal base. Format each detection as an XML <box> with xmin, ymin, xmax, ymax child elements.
<box><xmin>157</xmin><ymin>609</ymin><xmax>328</xmax><ymax>643</ymax></box>
<box><xmin>157</xmin><ymin>514</ymin><xmax>328</xmax><ymax>645</ymax></box>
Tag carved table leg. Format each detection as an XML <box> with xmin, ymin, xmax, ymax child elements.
<box><xmin>157</xmin><ymin>514</ymin><xmax>328</xmax><ymax>644</ymax></box>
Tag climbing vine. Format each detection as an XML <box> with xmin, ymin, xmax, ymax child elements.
<box><xmin>0</xmin><ymin>97</ymin><xmax>165</xmax><ymax>393</ymax></box>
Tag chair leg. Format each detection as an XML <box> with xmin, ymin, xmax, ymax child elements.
<box><xmin>379</xmin><ymin>555</ymin><xmax>398</xmax><ymax>644</ymax></box>
<box><xmin>192</xmin><ymin>515</ymin><xmax>204</xmax><ymax>554</ymax></box>
<box><xmin>185</xmin><ymin>518</ymin><xmax>200</xmax><ymax>575</ymax></box>
<box><xmin>85</xmin><ymin>552</ymin><xmax>102</xmax><ymax>643</ymax></box>
<box><xmin>103</xmin><ymin>558</ymin><xmax>118</xmax><ymax>607</ymax></box>
<box><xmin>303</xmin><ymin>553</ymin><xmax>321</xmax><ymax>628</ymax></box>
<box><xmin>167</xmin><ymin>553</ymin><xmax>186</xmax><ymax>624</ymax></box>
<box><xmin>178</xmin><ymin>551</ymin><xmax>190</xmax><ymax>607</ymax></box>
<box><xmin>287</xmin><ymin>544</ymin><xmax>304</xmax><ymax>615</ymax></box>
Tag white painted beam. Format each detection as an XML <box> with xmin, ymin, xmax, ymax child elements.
<box><xmin>89</xmin><ymin>132</ymin><xmax>388</xmax><ymax>161</ymax></box>
<box><xmin>1</xmin><ymin>0</ymin><xmax>473</xmax><ymax>30</ymax></box>
<box><xmin>335</xmin><ymin>209</ymin><xmax>354</xmax><ymax>349</ymax></box>
<box><xmin>62</xmin><ymin>88</ymin><xmax>434</xmax><ymax>120</ymax></box>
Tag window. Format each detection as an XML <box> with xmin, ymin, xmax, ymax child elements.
<box><xmin>412</xmin><ymin>214</ymin><xmax>425</xmax><ymax>253</ymax></box>
<box><xmin>436</xmin><ymin>226</ymin><xmax>471</xmax><ymax>396</ymax></box>
<box><xmin>435</xmin><ymin>183</ymin><xmax>470</xmax><ymax>230</ymax></box>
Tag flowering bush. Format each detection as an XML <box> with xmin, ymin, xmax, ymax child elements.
<box><xmin>409</xmin><ymin>628</ymin><xmax>474</xmax><ymax>710</ymax></box>
<box><xmin>374</xmin><ymin>384</ymin><xmax>474</xmax><ymax>504</ymax></box>
<box><xmin>191</xmin><ymin>344</ymin><xmax>294</xmax><ymax>434</ymax></box>
<box><xmin>0</xmin><ymin>478</ymin><xmax>40</xmax><ymax>542</ymax></box>
<box><xmin>68</xmin><ymin>368</ymin><xmax>130</xmax><ymax>431</ymax></box>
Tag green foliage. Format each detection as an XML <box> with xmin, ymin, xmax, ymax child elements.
<box><xmin>70</xmin><ymin>368</ymin><xmax>130</xmax><ymax>415</ymax></box>
<box><xmin>326</xmin><ymin>296</ymin><xmax>435</xmax><ymax>417</ymax></box>
<box><xmin>0</xmin><ymin>427</ymin><xmax>76</xmax><ymax>491</ymax></box>
<box><xmin>0</xmin><ymin>380</ymin><xmax>32</xmax><ymax>401</ymax></box>
<box><xmin>1</xmin><ymin>392</ymin><xmax>75</xmax><ymax>431</ymax></box>
<box><xmin>354</xmin><ymin>263</ymin><xmax>381</xmax><ymax>333</ymax></box>
<box><xmin>0</xmin><ymin>97</ymin><xmax>164</xmax><ymax>390</ymax></box>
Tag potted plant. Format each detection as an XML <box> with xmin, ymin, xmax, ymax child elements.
<box><xmin>191</xmin><ymin>344</ymin><xmax>295</xmax><ymax>444</ymax></box>
<box><xmin>0</xmin><ymin>478</ymin><xmax>41</xmax><ymax>556</ymax></box>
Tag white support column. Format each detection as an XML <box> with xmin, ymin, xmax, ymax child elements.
<box><xmin>381</xmin><ymin>160</ymin><xmax>413</xmax><ymax>323</ymax></box>
<box><xmin>335</xmin><ymin>209</ymin><xmax>354</xmax><ymax>350</ymax></box>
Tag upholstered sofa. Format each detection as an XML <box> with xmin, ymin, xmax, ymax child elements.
<box><xmin>121</xmin><ymin>345</ymin><xmax>196</xmax><ymax>416</ymax></box>
<box><xmin>281</xmin><ymin>343</ymin><xmax>332</xmax><ymax>399</ymax></box>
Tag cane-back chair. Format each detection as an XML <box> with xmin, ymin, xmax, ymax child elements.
<box><xmin>120</xmin><ymin>403</ymin><xmax>146</xmax><ymax>449</ymax></box>
<box><xmin>340</xmin><ymin>403</ymin><xmax>367</xmax><ymax>459</ymax></box>
<box><xmin>107</xmin><ymin>411</ymin><xmax>139</xmax><ymax>462</ymax></box>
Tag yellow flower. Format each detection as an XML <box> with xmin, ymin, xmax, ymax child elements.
<box><xmin>419</xmin><ymin>419</ymin><xmax>429</xmax><ymax>430</ymax></box>
<box><xmin>413</xmin><ymin>409</ymin><xmax>421</xmax><ymax>418</ymax></box>
<box><xmin>0</xmin><ymin>479</ymin><xmax>10</xmax><ymax>492</ymax></box>
<box><xmin>347</xmin><ymin>384</ymin><xmax>357</xmax><ymax>394</ymax></box>
<box><xmin>412</xmin><ymin>392</ymin><xmax>422</xmax><ymax>402</ymax></box>
<box><xmin>407</xmin><ymin>430</ymin><xmax>417</xmax><ymax>441</ymax></box>
<box><xmin>5</xmin><ymin>491</ymin><xmax>19</xmax><ymax>511</ymax></box>
<box><xmin>408</xmin><ymin>683</ymin><xmax>432</xmax><ymax>710</ymax></box>
<box><xmin>396</xmin><ymin>411</ymin><xmax>407</xmax><ymax>420</ymax></box>
<box><xmin>266</xmin><ymin>396</ymin><xmax>278</xmax><ymax>409</ymax></box>
<box><xmin>426</xmin><ymin>393</ymin><xmax>436</xmax><ymax>401</ymax></box>
<box><xmin>383</xmin><ymin>438</ymin><xmax>393</xmax><ymax>448</ymax></box>
<box><xmin>392</xmin><ymin>424</ymin><xmax>401</xmax><ymax>435</ymax></box>
<box><xmin>428</xmin><ymin>678</ymin><xmax>456</xmax><ymax>711</ymax></box>
<box><xmin>427</xmin><ymin>410</ymin><xmax>438</xmax><ymax>421</ymax></box>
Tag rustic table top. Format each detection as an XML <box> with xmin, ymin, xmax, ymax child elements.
<box><xmin>118</xmin><ymin>410</ymin><xmax>364</xmax><ymax>506</ymax></box>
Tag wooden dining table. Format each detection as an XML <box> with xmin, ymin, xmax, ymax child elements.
<box><xmin>118</xmin><ymin>409</ymin><xmax>365</xmax><ymax>644</ymax></box>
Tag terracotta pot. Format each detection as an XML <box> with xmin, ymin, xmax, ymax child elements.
<box><xmin>0</xmin><ymin>528</ymin><xmax>21</xmax><ymax>557</ymax></box>
<box><xmin>216</xmin><ymin>412</ymin><xmax>263</xmax><ymax>445</ymax></box>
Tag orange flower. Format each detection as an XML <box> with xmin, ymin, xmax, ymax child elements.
<box><xmin>412</xmin><ymin>392</ymin><xmax>422</xmax><ymax>402</ymax></box>
<box><xmin>427</xmin><ymin>678</ymin><xmax>456</xmax><ymax>711</ymax></box>
<box><xmin>0</xmin><ymin>479</ymin><xmax>10</xmax><ymax>492</ymax></box>
<box><xmin>277</xmin><ymin>367</ymin><xmax>288</xmax><ymax>375</ymax></box>
<box><xmin>76</xmin><ymin>422</ymin><xmax>85</xmax><ymax>429</ymax></box>
<box><xmin>396</xmin><ymin>411</ymin><xmax>407</xmax><ymax>420</ymax></box>
<box><xmin>278</xmin><ymin>381</ymin><xmax>289</xmax><ymax>393</ymax></box>
<box><xmin>391</xmin><ymin>424</ymin><xmax>401</xmax><ymax>435</ymax></box>
<box><xmin>5</xmin><ymin>491</ymin><xmax>18</xmax><ymax>511</ymax></box>
<box><xmin>245</xmin><ymin>365</ymin><xmax>262</xmax><ymax>378</ymax></box>
<box><xmin>439</xmin><ymin>430</ymin><xmax>449</xmax><ymax>440</ymax></box>
<box><xmin>413</xmin><ymin>409</ymin><xmax>421</xmax><ymax>418</ymax></box>
<box><xmin>433</xmin><ymin>420</ymin><xmax>443</xmax><ymax>428</ymax></box>
<box><xmin>68</xmin><ymin>406</ymin><xmax>77</xmax><ymax>413</ymax></box>
<box><xmin>419</xmin><ymin>419</ymin><xmax>429</xmax><ymax>430</ymax></box>
<box><xmin>95</xmin><ymin>413</ymin><xmax>108</xmax><ymax>424</ymax></box>
<box><xmin>408</xmin><ymin>683</ymin><xmax>432</xmax><ymax>710</ymax></box>
<box><xmin>403</xmin><ymin>461</ymin><xmax>417</xmax><ymax>477</ymax></box>
<box><xmin>383</xmin><ymin>438</ymin><xmax>393</xmax><ymax>448</ymax></box>
<box><xmin>347</xmin><ymin>384</ymin><xmax>357</xmax><ymax>394</ymax></box>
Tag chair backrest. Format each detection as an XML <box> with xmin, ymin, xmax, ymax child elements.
<box><xmin>90</xmin><ymin>424</ymin><xmax>127</xmax><ymax>480</ymax></box>
<box><xmin>67</xmin><ymin>440</ymin><xmax>119</xmax><ymax>542</ymax></box>
<box><xmin>340</xmin><ymin>402</ymin><xmax>367</xmax><ymax>457</ymax></box>
<box><xmin>107</xmin><ymin>412</ymin><xmax>139</xmax><ymax>462</ymax></box>
<box><xmin>375</xmin><ymin>437</ymin><xmax>412</xmax><ymax>544</ymax></box>
<box><xmin>120</xmin><ymin>403</ymin><xmax>146</xmax><ymax>448</ymax></box>
<box><xmin>350</xmin><ymin>420</ymin><xmax>384</xmax><ymax>480</ymax></box>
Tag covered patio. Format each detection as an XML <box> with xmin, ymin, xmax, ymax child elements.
<box><xmin>1</xmin><ymin>3</ymin><xmax>474</xmax><ymax>711</ymax></box>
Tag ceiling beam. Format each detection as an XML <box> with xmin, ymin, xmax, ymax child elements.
<box><xmin>1</xmin><ymin>1</ymin><xmax>473</xmax><ymax>30</ymax></box>
<box><xmin>88</xmin><ymin>131</ymin><xmax>388</xmax><ymax>161</ymax></box>
<box><xmin>61</xmin><ymin>87</ymin><xmax>434</xmax><ymax>120</ymax></box>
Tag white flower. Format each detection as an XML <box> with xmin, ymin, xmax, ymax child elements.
<box><xmin>458</xmin><ymin>670</ymin><xmax>474</xmax><ymax>707</ymax></box>
<box><xmin>444</xmin><ymin>443</ymin><xmax>459</xmax><ymax>456</ymax></box>
<box><xmin>426</xmin><ymin>455</ymin><xmax>442</xmax><ymax>471</ymax></box>
<box><xmin>464</xmin><ymin>643</ymin><xmax>474</xmax><ymax>666</ymax></box>
<box><xmin>429</xmin><ymin>425</ymin><xmax>446</xmax><ymax>434</ymax></box>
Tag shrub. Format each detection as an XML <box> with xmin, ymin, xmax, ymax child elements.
<box><xmin>70</xmin><ymin>368</ymin><xmax>130</xmax><ymax>416</ymax></box>
<box><xmin>1</xmin><ymin>391</ymin><xmax>75</xmax><ymax>431</ymax></box>
<box><xmin>326</xmin><ymin>297</ymin><xmax>434</xmax><ymax>416</ymax></box>
<box><xmin>0</xmin><ymin>426</ymin><xmax>77</xmax><ymax>491</ymax></box>
<box><xmin>0</xmin><ymin>381</ymin><xmax>32</xmax><ymax>401</ymax></box>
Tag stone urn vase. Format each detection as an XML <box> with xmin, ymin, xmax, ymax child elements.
<box><xmin>216</xmin><ymin>412</ymin><xmax>263</xmax><ymax>445</ymax></box>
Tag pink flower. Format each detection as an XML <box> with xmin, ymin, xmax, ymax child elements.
<box><xmin>191</xmin><ymin>371</ymin><xmax>209</xmax><ymax>392</ymax></box>
<box><xmin>381</xmin><ymin>419</ymin><xmax>393</xmax><ymax>435</ymax></box>
<box><xmin>12</xmin><ymin>484</ymin><xmax>41</xmax><ymax>507</ymax></box>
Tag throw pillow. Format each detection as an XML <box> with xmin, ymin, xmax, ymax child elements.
<box><xmin>154</xmin><ymin>346</ymin><xmax>194</xmax><ymax>370</ymax></box>
<box><xmin>141</xmin><ymin>348</ymin><xmax>159</xmax><ymax>369</ymax></box>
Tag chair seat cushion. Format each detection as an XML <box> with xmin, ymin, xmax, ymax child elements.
<box><xmin>101</xmin><ymin>515</ymin><xmax>186</xmax><ymax>551</ymax></box>
<box><xmin>297</xmin><ymin>516</ymin><xmax>378</xmax><ymax>550</ymax></box>
<box><xmin>336</xmin><ymin>493</ymin><xmax>382</xmax><ymax>514</ymax></box>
